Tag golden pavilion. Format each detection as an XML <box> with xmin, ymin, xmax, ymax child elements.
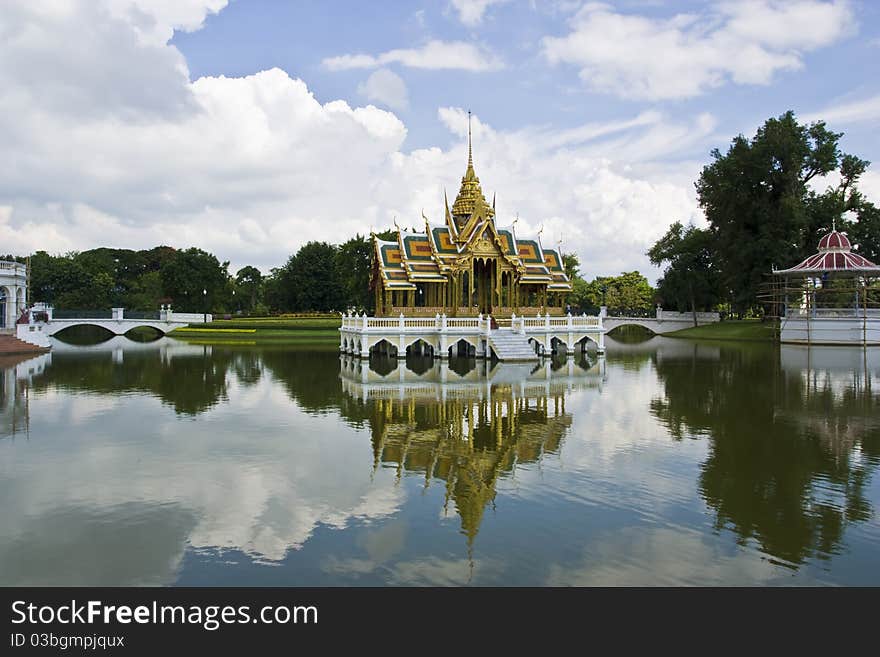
<box><xmin>371</xmin><ymin>121</ymin><xmax>572</xmax><ymax>317</ymax></box>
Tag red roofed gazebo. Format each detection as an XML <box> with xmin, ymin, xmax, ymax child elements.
<box><xmin>774</xmin><ymin>230</ymin><xmax>880</xmax><ymax>276</ymax></box>
<box><xmin>772</xmin><ymin>227</ymin><xmax>880</xmax><ymax>345</ymax></box>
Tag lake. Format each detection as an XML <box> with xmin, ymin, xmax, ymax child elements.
<box><xmin>1</xmin><ymin>334</ymin><xmax>878</xmax><ymax>585</ymax></box>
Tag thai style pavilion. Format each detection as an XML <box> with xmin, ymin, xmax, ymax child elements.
<box><xmin>371</xmin><ymin>125</ymin><xmax>572</xmax><ymax>317</ymax></box>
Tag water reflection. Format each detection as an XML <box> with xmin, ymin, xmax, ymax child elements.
<box><xmin>648</xmin><ymin>340</ymin><xmax>879</xmax><ymax>567</ymax></box>
<box><xmin>0</xmin><ymin>352</ymin><xmax>50</xmax><ymax>438</ymax></box>
<box><xmin>34</xmin><ymin>337</ymin><xmax>231</xmax><ymax>415</ymax></box>
<box><xmin>1</xmin><ymin>336</ymin><xmax>878</xmax><ymax>585</ymax></box>
<box><xmin>340</xmin><ymin>354</ymin><xmax>604</xmax><ymax>548</ymax></box>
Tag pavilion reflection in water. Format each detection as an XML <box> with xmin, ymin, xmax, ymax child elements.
<box><xmin>339</xmin><ymin>354</ymin><xmax>604</xmax><ymax>547</ymax></box>
<box><xmin>777</xmin><ymin>345</ymin><xmax>879</xmax><ymax>464</ymax></box>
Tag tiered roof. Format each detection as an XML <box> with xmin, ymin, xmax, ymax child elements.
<box><xmin>373</xmin><ymin>116</ymin><xmax>572</xmax><ymax>292</ymax></box>
<box><xmin>374</xmin><ymin>219</ymin><xmax>569</xmax><ymax>289</ymax></box>
<box><xmin>375</xmin><ymin>238</ymin><xmax>416</xmax><ymax>290</ymax></box>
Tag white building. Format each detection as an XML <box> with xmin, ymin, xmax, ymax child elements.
<box><xmin>0</xmin><ymin>260</ymin><xmax>28</xmax><ymax>330</ymax></box>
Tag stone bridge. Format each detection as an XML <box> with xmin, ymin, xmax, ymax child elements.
<box><xmin>15</xmin><ymin>304</ymin><xmax>211</xmax><ymax>349</ymax></box>
<box><xmin>603</xmin><ymin>309</ymin><xmax>720</xmax><ymax>335</ymax></box>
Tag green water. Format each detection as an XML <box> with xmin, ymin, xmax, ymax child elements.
<box><xmin>1</xmin><ymin>334</ymin><xmax>878</xmax><ymax>585</ymax></box>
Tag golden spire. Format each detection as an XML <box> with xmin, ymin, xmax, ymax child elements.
<box><xmin>467</xmin><ymin>110</ymin><xmax>473</xmax><ymax>174</ymax></box>
<box><xmin>451</xmin><ymin>110</ymin><xmax>493</xmax><ymax>224</ymax></box>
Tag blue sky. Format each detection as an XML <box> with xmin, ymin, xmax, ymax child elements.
<box><xmin>173</xmin><ymin>0</ymin><xmax>880</xmax><ymax>155</ymax></box>
<box><xmin>1</xmin><ymin>1</ymin><xmax>879</xmax><ymax>279</ymax></box>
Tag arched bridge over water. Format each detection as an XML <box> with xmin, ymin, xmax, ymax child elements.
<box><xmin>15</xmin><ymin>305</ymin><xmax>211</xmax><ymax>349</ymax></box>
<box><xmin>603</xmin><ymin>310</ymin><xmax>720</xmax><ymax>335</ymax></box>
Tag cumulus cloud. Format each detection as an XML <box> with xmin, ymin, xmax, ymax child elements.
<box><xmin>542</xmin><ymin>1</ymin><xmax>856</xmax><ymax>100</ymax></box>
<box><xmin>358</xmin><ymin>69</ymin><xmax>409</xmax><ymax>110</ymax></box>
<box><xmin>449</xmin><ymin>0</ymin><xmax>510</xmax><ymax>27</ymax></box>
<box><xmin>0</xmin><ymin>0</ymin><xmax>710</xmax><ymax>280</ymax></box>
<box><xmin>323</xmin><ymin>40</ymin><xmax>503</xmax><ymax>72</ymax></box>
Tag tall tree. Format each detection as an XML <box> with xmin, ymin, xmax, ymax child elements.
<box><xmin>648</xmin><ymin>222</ymin><xmax>720</xmax><ymax>317</ymax></box>
<box><xmin>262</xmin><ymin>267</ymin><xmax>289</xmax><ymax>312</ymax></box>
<box><xmin>285</xmin><ymin>242</ymin><xmax>344</xmax><ymax>312</ymax></box>
<box><xmin>846</xmin><ymin>203</ymin><xmax>880</xmax><ymax>263</ymax></box>
<box><xmin>335</xmin><ymin>234</ymin><xmax>373</xmax><ymax>312</ymax></box>
<box><xmin>696</xmin><ymin>111</ymin><xmax>843</xmax><ymax>312</ymax></box>
<box><xmin>569</xmin><ymin>272</ymin><xmax>654</xmax><ymax>314</ymax></box>
<box><xmin>234</xmin><ymin>266</ymin><xmax>264</xmax><ymax>313</ymax></box>
<box><xmin>562</xmin><ymin>253</ymin><xmax>580</xmax><ymax>281</ymax></box>
<box><xmin>160</xmin><ymin>247</ymin><xmax>229</xmax><ymax>312</ymax></box>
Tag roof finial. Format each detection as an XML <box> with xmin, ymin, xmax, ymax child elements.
<box><xmin>833</xmin><ymin>216</ymin><xmax>837</xmax><ymax>232</ymax></box>
<box><xmin>467</xmin><ymin>110</ymin><xmax>473</xmax><ymax>171</ymax></box>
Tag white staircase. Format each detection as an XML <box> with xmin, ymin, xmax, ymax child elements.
<box><xmin>487</xmin><ymin>329</ymin><xmax>539</xmax><ymax>361</ymax></box>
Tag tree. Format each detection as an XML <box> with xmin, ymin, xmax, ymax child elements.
<box><xmin>160</xmin><ymin>248</ymin><xmax>229</xmax><ymax>312</ymax></box>
<box><xmin>562</xmin><ymin>253</ymin><xmax>580</xmax><ymax>280</ymax></box>
<box><xmin>605</xmin><ymin>271</ymin><xmax>654</xmax><ymax>313</ymax></box>
<box><xmin>262</xmin><ymin>267</ymin><xmax>289</xmax><ymax>312</ymax></box>
<box><xmin>847</xmin><ymin>203</ymin><xmax>880</xmax><ymax>263</ymax></box>
<box><xmin>568</xmin><ymin>277</ymin><xmax>594</xmax><ymax>311</ymax></box>
<box><xmin>335</xmin><ymin>234</ymin><xmax>373</xmax><ymax>312</ymax></box>
<box><xmin>279</xmin><ymin>242</ymin><xmax>344</xmax><ymax>312</ymax></box>
<box><xmin>569</xmin><ymin>272</ymin><xmax>654</xmax><ymax>314</ymax></box>
<box><xmin>648</xmin><ymin>222</ymin><xmax>720</xmax><ymax>318</ymax></box>
<box><xmin>234</xmin><ymin>266</ymin><xmax>263</xmax><ymax>313</ymax></box>
<box><xmin>696</xmin><ymin>111</ymin><xmax>866</xmax><ymax>313</ymax></box>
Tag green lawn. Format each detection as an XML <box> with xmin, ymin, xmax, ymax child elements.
<box><xmin>169</xmin><ymin>316</ymin><xmax>341</xmax><ymax>343</ymax></box>
<box><xmin>663</xmin><ymin>319</ymin><xmax>777</xmax><ymax>342</ymax></box>
<box><xmin>193</xmin><ymin>316</ymin><xmax>342</xmax><ymax>330</ymax></box>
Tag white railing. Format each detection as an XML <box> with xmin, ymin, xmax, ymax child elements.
<box><xmin>25</xmin><ymin>305</ymin><xmax>211</xmax><ymax>324</ymax></box>
<box><xmin>341</xmin><ymin>311</ymin><xmax>602</xmax><ymax>334</ymax></box>
<box><xmin>366</xmin><ymin>318</ymin><xmax>398</xmax><ymax>329</ymax></box>
<box><xmin>0</xmin><ymin>261</ymin><xmax>27</xmax><ymax>276</ymax></box>
<box><xmin>786</xmin><ymin>308</ymin><xmax>880</xmax><ymax>319</ymax></box>
<box><xmin>169</xmin><ymin>312</ymin><xmax>212</xmax><ymax>323</ymax></box>
<box><xmin>341</xmin><ymin>312</ymin><xmax>487</xmax><ymax>332</ymax></box>
<box><xmin>656</xmin><ymin>310</ymin><xmax>720</xmax><ymax>322</ymax></box>
<box><xmin>446</xmin><ymin>317</ymin><xmax>481</xmax><ymax>329</ymax></box>
<box><xmin>512</xmin><ymin>313</ymin><xmax>601</xmax><ymax>332</ymax></box>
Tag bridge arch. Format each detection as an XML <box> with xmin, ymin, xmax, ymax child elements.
<box><xmin>527</xmin><ymin>337</ymin><xmax>546</xmax><ymax>356</ymax></box>
<box><xmin>45</xmin><ymin>320</ymin><xmax>183</xmax><ymax>337</ymax></box>
<box><xmin>123</xmin><ymin>325</ymin><xmax>165</xmax><ymax>340</ymax></box>
<box><xmin>575</xmin><ymin>335</ymin><xmax>601</xmax><ymax>351</ymax></box>
<box><xmin>50</xmin><ymin>323</ymin><xmax>116</xmax><ymax>341</ymax></box>
<box><xmin>448</xmin><ymin>337</ymin><xmax>477</xmax><ymax>359</ymax></box>
<box><xmin>604</xmin><ymin>320</ymin><xmax>657</xmax><ymax>334</ymax></box>
<box><xmin>368</xmin><ymin>338</ymin><xmax>398</xmax><ymax>358</ymax></box>
<box><xmin>550</xmin><ymin>336</ymin><xmax>569</xmax><ymax>356</ymax></box>
<box><xmin>405</xmin><ymin>337</ymin><xmax>434</xmax><ymax>357</ymax></box>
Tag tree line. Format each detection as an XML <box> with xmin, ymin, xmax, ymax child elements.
<box><xmin>648</xmin><ymin>111</ymin><xmax>880</xmax><ymax>317</ymax></box>
<box><xmin>17</xmin><ymin>234</ymin><xmax>657</xmax><ymax>316</ymax></box>
<box><xmin>20</xmin><ymin>237</ymin><xmax>382</xmax><ymax>315</ymax></box>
